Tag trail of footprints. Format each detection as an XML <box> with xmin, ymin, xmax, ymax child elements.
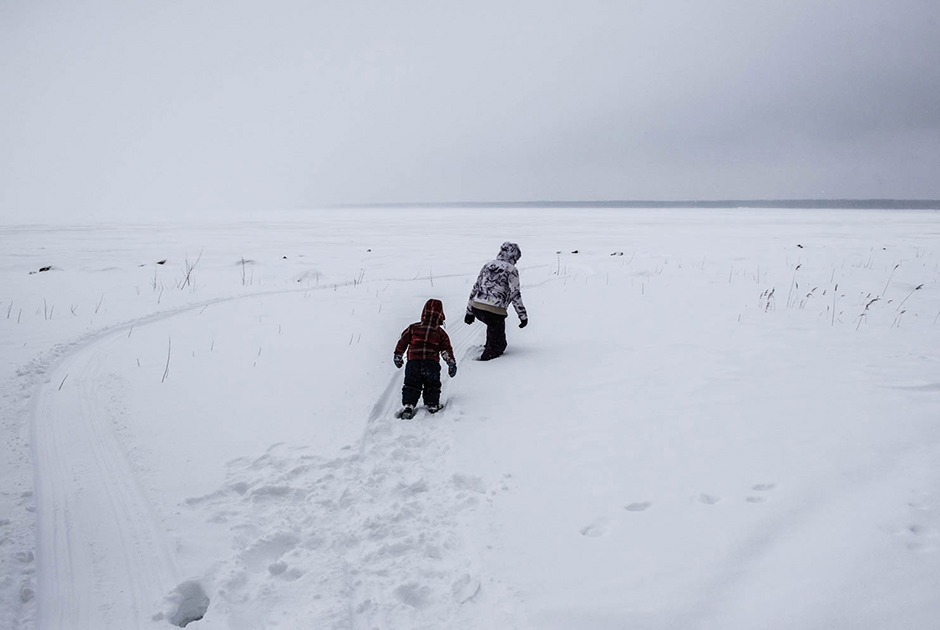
<box><xmin>581</xmin><ymin>483</ymin><xmax>778</xmax><ymax>537</ymax></box>
<box><xmin>896</xmin><ymin>495</ymin><xmax>940</xmax><ymax>554</ymax></box>
<box><xmin>182</xmin><ymin>409</ymin><xmax>494</xmax><ymax>629</ymax></box>
<box><xmin>177</xmin><ymin>321</ymin><xmax>503</xmax><ymax>627</ymax></box>
<box><xmin>584</xmin><ymin>481</ymin><xmax>940</xmax><ymax>563</ymax></box>
<box><xmin>744</xmin><ymin>483</ymin><xmax>777</xmax><ymax>503</ymax></box>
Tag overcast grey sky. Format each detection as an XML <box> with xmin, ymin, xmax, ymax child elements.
<box><xmin>2</xmin><ymin>0</ymin><xmax>939</xmax><ymax>219</ymax></box>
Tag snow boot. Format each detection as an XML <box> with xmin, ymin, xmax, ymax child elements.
<box><xmin>399</xmin><ymin>404</ymin><xmax>415</xmax><ymax>420</ymax></box>
<box><xmin>427</xmin><ymin>403</ymin><xmax>442</xmax><ymax>414</ymax></box>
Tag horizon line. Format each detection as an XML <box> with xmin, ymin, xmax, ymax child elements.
<box><xmin>327</xmin><ymin>199</ymin><xmax>940</xmax><ymax>210</ymax></box>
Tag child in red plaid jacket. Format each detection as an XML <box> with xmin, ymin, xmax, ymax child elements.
<box><xmin>394</xmin><ymin>299</ymin><xmax>457</xmax><ymax>418</ymax></box>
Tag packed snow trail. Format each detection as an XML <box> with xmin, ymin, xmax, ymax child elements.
<box><xmin>27</xmin><ymin>287</ymin><xmax>347</xmax><ymax>629</ymax></box>
<box><xmin>344</xmin><ymin>318</ymin><xmax>493</xmax><ymax>629</ymax></box>
<box><xmin>28</xmin><ymin>271</ymin><xmax>517</xmax><ymax>629</ymax></box>
<box><xmin>32</xmin><ymin>333</ymin><xmax>180</xmax><ymax>629</ymax></box>
<box><xmin>182</xmin><ymin>315</ymin><xmax>521</xmax><ymax>629</ymax></box>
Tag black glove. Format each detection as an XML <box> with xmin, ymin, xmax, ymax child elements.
<box><xmin>519</xmin><ymin>317</ymin><xmax>528</xmax><ymax>329</ymax></box>
<box><xmin>464</xmin><ymin>312</ymin><xmax>475</xmax><ymax>325</ymax></box>
<box><xmin>393</xmin><ymin>354</ymin><xmax>404</xmax><ymax>368</ymax></box>
<box><xmin>448</xmin><ymin>362</ymin><xmax>457</xmax><ymax>378</ymax></box>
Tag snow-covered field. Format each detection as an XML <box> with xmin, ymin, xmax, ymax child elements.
<box><xmin>1</xmin><ymin>207</ymin><xmax>939</xmax><ymax>630</ymax></box>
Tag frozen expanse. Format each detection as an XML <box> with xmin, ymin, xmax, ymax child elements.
<box><xmin>1</xmin><ymin>207</ymin><xmax>939</xmax><ymax>629</ymax></box>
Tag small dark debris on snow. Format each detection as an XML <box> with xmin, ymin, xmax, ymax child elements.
<box><xmin>797</xmin><ymin>244</ymin><xmax>803</xmax><ymax>248</ymax></box>
<box><xmin>282</xmin><ymin>255</ymin><xmax>287</xmax><ymax>259</ymax></box>
<box><xmin>571</xmin><ymin>250</ymin><xmax>579</xmax><ymax>254</ymax></box>
<box><xmin>611</xmin><ymin>252</ymin><xmax>623</xmax><ymax>256</ymax></box>
<box><xmin>156</xmin><ymin>259</ymin><xmax>167</xmax><ymax>265</ymax></box>
<box><xmin>367</xmin><ymin>248</ymin><xmax>372</xmax><ymax>252</ymax></box>
<box><xmin>29</xmin><ymin>266</ymin><xmax>53</xmax><ymax>274</ymax></box>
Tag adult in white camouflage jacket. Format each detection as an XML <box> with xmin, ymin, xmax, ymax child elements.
<box><xmin>464</xmin><ymin>241</ymin><xmax>528</xmax><ymax>360</ymax></box>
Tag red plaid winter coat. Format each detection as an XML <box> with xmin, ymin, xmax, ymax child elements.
<box><xmin>395</xmin><ymin>299</ymin><xmax>456</xmax><ymax>364</ymax></box>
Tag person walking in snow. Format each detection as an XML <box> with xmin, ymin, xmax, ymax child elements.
<box><xmin>464</xmin><ymin>241</ymin><xmax>527</xmax><ymax>361</ymax></box>
<box><xmin>394</xmin><ymin>298</ymin><xmax>457</xmax><ymax>419</ymax></box>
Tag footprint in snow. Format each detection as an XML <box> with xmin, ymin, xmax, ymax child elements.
<box><xmin>624</xmin><ymin>501</ymin><xmax>652</xmax><ymax>512</ymax></box>
<box><xmin>161</xmin><ymin>581</ymin><xmax>210</xmax><ymax>628</ymax></box>
<box><xmin>239</xmin><ymin>531</ymin><xmax>300</xmax><ymax>571</ymax></box>
<box><xmin>697</xmin><ymin>494</ymin><xmax>721</xmax><ymax>505</ymax></box>
<box><xmin>452</xmin><ymin>573</ymin><xmax>481</xmax><ymax>603</ymax></box>
<box><xmin>395</xmin><ymin>582</ymin><xmax>432</xmax><ymax>609</ymax></box>
<box><xmin>580</xmin><ymin>517</ymin><xmax>611</xmax><ymax>537</ymax></box>
<box><xmin>746</xmin><ymin>482</ymin><xmax>777</xmax><ymax>504</ymax></box>
<box><xmin>899</xmin><ymin>523</ymin><xmax>939</xmax><ymax>553</ymax></box>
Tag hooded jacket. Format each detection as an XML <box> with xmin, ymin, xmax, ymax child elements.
<box><xmin>395</xmin><ymin>299</ymin><xmax>456</xmax><ymax>364</ymax></box>
<box><xmin>467</xmin><ymin>242</ymin><xmax>527</xmax><ymax>320</ymax></box>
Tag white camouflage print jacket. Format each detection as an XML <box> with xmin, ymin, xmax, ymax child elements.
<box><xmin>467</xmin><ymin>242</ymin><xmax>527</xmax><ymax>320</ymax></box>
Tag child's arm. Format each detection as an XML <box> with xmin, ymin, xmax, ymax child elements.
<box><xmin>393</xmin><ymin>326</ymin><xmax>412</xmax><ymax>368</ymax></box>
<box><xmin>440</xmin><ymin>330</ymin><xmax>457</xmax><ymax>377</ymax></box>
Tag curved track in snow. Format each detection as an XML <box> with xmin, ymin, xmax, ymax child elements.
<box><xmin>29</xmin><ymin>281</ymin><xmax>494</xmax><ymax>629</ymax></box>
<box><xmin>27</xmin><ymin>285</ymin><xmax>353</xmax><ymax>629</ymax></box>
<box><xmin>28</xmin><ymin>291</ymin><xmax>284</xmax><ymax>630</ymax></box>
<box><xmin>33</xmin><ymin>334</ymin><xmax>179</xmax><ymax>629</ymax></box>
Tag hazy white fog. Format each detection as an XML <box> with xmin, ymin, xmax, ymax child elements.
<box><xmin>2</xmin><ymin>0</ymin><xmax>939</xmax><ymax>220</ymax></box>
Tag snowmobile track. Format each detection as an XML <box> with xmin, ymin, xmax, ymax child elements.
<box><xmin>27</xmin><ymin>278</ymin><xmax>490</xmax><ymax>630</ymax></box>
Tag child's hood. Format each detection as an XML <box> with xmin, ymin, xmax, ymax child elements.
<box><xmin>420</xmin><ymin>299</ymin><xmax>446</xmax><ymax>326</ymax></box>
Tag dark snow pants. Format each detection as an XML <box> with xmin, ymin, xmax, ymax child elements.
<box><xmin>402</xmin><ymin>359</ymin><xmax>442</xmax><ymax>406</ymax></box>
<box><xmin>471</xmin><ymin>307</ymin><xmax>507</xmax><ymax>360</ymax></box>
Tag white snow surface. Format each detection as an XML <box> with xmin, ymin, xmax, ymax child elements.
<box><xmin>1</xmin><ymin>207</ymin><xmax>939</xmax><ymax>630</ymax></box>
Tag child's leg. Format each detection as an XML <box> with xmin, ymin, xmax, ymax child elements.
<box><xmin>402</xmin><ymin>361</ymin><xmax>422</xmax><ymax>406</ymax></box>
<box><xmin>421</xmin><ymin>362</ymin><xmax>443</xmax><ymax>406</ymax></box>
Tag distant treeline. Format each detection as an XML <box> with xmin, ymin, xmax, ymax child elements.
<box><xmin>344</xmin><ymin>200</ymin><xmax>940</xmax><ymax>210</ymax></box>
